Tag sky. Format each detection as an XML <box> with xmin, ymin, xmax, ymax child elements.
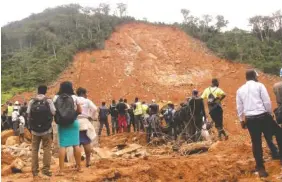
<box><xmin>0</xmin><ymin>0</ymin><xmax>281</xmax><ymax>30</ymax></box>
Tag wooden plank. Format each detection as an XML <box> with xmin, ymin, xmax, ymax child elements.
<box><xmin>114</xmin><ymin>144</ymin><xmax>142</xmax><ymax>157</ymax></box>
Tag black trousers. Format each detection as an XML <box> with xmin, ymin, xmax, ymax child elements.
<box><xmin>246</xmin><ymin>113</ymin><xmax>282</xmax><ymax>170</ymax></box>
<box><xmin>98</xmin><ymin>119</ymin><xmax>110</xmax><ymax>136</ymax></box>
<box><xmin>127</xmin><ymin>115</ymin><xmax>136</xmax><ymax>132</ymax></box>
<box><xmin>209</xmin><ymin>105</ymin><xmax>227</xmax><ymax>138</ymax></box>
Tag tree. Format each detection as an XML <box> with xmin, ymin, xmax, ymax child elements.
<box><xmin>215</xmin><ymin>15</ymin><xmax>229</xmax><ymax>31</ymax></box>
<box><xmin>272</xmin><ymin>10</ymin><xmax>282</xmax><ymax>31</ymax></box>
<box><xmin>249</xmin><ymin>16</ymin><xmax>264</xmax><ymax>41</ymax></box>
<box><xmin>202</xmin><ymin>14</ymin><xmax>212</xmax><ymax>33</ymax></box>
<box><xmin>181</xmin><ymin>9</ymin><xmax>190</xmax><ymax>23</ymax></box>
<box><xmin>99</xmin><ymin>3</ymin><xmax>110</xmax><ymax>15</ymax></box>
<box><xmin>116</xmin><ymin>3</ymin><xmax>127</xmax><ymax>17</ymax></box>
<box><xmin>262</xmin><ymin>16</ymin><xmax>274</xmax><ymax>41</ymax></box>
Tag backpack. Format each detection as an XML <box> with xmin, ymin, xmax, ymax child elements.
<box><xmin>99</xmin><ymin>107</ymin><xmax>108</xmax><ymax>120</ymax></box>
<box><xmin>30</xmin><ymin>98</ymin><xmax>53</xmax><ymax>132</ymax></box>
<box><xmin>110</xmin><ymin>104</ymin><xmax>118</xmax><ymax>117</ymax></box>
<box><xmin>208</xmin><ymin>87</ymin><xmax>217</xmax><ymax>104</ymax></box>
<box><xmin>55</xmin><ymin>94</ymin><xmax>77</xmax><ymax>126</ymax></box>
<box><xmin>274</xmin><ymin>105</ymin><xmax>282</xmax><ymax>124</ymax></box>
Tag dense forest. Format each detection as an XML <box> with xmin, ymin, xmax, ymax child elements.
<box><xmin>1</xmin><ymin>4</ymin><xmax>282</xmax><ymax>102</ymax></box>
<box><xmin>178</xmin><ymin>9</ymin><xmax>282</xmax><ymax>74</ymax></box>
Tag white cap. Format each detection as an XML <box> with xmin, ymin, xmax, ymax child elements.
<box><xmin>14</xmin><ymin>101</ymin><xmax>19</xmax><ymax>105</ymax></box>
<box><xmin>152</xmin><ymin>99</ymin><xmax>156</xmax><ymax>103</ymax></box>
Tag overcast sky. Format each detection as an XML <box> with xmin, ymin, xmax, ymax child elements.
<box><xmin>0</xmin><ymin>0</ymin><xmax>281</xmax><ymax>30</ymax></box>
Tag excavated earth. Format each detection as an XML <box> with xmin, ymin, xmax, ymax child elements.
<box><xmin>3</xmin><ymin>23</ymin><xmax>282</xmax><ymax>181</ymax></box>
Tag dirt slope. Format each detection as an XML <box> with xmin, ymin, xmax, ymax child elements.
<box><xmin>8</xmin><ymin>23</ymin><xmax>282</xmax><ymax>181</ymax></box>
<box><xmin>12</xmin><ymin>23</ymin><xmax>280</xmax><ymax>133</ymax></box>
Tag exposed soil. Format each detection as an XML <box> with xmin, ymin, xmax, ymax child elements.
<box><xmin>4</xmin><ymin>23</ymin><xmax>282</xmax><ymax>181</ymax></box>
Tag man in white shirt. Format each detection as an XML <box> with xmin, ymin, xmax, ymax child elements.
<box><xmin>12</xmin><ymin>107</ymin><xmax>20</xmax><ymax>135</ymax></box>
<box><xmin>236</xmin><ymin>69</ymin><xmax>281</xmax><ymax>177</ymax></box>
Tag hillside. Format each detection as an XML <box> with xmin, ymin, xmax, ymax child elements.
<box><xmin>5</xmin><ymin>23</ymin><xmax>282</xmax><ymax>182</ymax></box>
<box><xmin>1</xmin><ymin>5</ymin><xmax>281</xmax><ymax>103</ymax></box>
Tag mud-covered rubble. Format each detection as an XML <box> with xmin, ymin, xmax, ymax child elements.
<box><xmin>93</xmin><ymin>143</ymin><xmax>149</xmax><ymax>159</ymax></box>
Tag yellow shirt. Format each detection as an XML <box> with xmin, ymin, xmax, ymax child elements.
<box><xmin>201</xmin><ymin>87</ymin><xmax>225</xmax><ymax>104</ymax></box>
<box><xmin>7</xmin><ymin>106</ymin><xmax>13</xmax><ymax>117</ymax></box>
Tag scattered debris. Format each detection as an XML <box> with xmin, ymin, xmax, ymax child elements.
<box><xmin>179</xmin><ymin>141</ymin><xmax>212</xmax><ymax>155</ymax></box>
<box><xmin>113</xmin><ymin>144</ymin><xmax>142</xmax><ymax>157</ymax></box>
<box><xmin>93</xmin><ymin>147</ymin><xmax>114</xmax><ymax>159</ymax></box>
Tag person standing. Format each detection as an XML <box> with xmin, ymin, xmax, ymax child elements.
<box><xmin>109</xmin><ymin>100</ymin><xmax>118</xmax><ymax>135</ymax></box>
<box><xmin>163</xmin><ymin>101</ymin><xmax>176</xmax><ymax>139</ymax></box>
<box><xmin>27</xmin><ymin>85</ymin><xmax>56</xmax><ymax>178</ymax></box>
<box><xmin>127</xmin><ymin>103</ymin><xmax>136</xmax><ymax>132</ymax></box>
<box><xmin>76</xmin><ymin>87</ymin><xmax>97</xmax><ymax>167</ymax></box>
<box><xmin>18</xmin><ymin>111</ymin><xmax>26</xmax><ymax>143</ymax></box>
<box><xmin>53</xmin><ymin>81</ymin><xmax>82</xmax><ymax>175</ymax></box>
<box><xmin>201</xmin><ymin>78</ymin><xmax>228</xmax><ymax>140</ymax></box>
<box><xmin>149</xmin><ymin>99</ymin><xmax>159</xmax><ymax>115</ymax></box>
<box><xmin>236</xmin><ymin>70</ymin><xmax>279</xmax><ymax>177</ymax></box>
<box><xmin>20</xmin><ymin>102</ymin><xmax>28</xmax><ymax>129</ymax></box>
<box><xmin>7</xmin><ymin>102</ymin><xmax>13</xmax><ymax>129</ymax></box>
<box><xmin>11</xmin><ymin>106</ymin><xmax>20</xmax><ymax>135</ymax></box>
<box><xmin>116</xmin><ymin>98</ymin><xmax>127</xmax><ymax>133</ymax></box>
<box><xmin>188</xmin><ymin>89</ymin><xmax>207</xmax><ymax>142</ymax></box>
<box><xmin>134</xmin><ymin>97</ymin><xmax>143</xmax><ymax>132</ymax></box>
<box><xmin>98</xmin><ymin>102</ymin><xmax>110</xmax><ymax>136</ymax></box>
<box><xmin>124</xmin><ymin>99</ymin><xmax>132</xmax><ymax>132</ymax></box>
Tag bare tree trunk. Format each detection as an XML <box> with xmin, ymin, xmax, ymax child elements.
<box><xmin>52</xmin><ymin>44</ymin><xmax>57</xmax><ymax>59</ymax></box>
<box><xmin>259</xmin><ymin>30</ymin><xmax>264</xmax><ymax>42</ymax></box>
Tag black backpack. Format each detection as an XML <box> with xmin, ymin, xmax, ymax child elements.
<box><xmin>208</xmin><ymin>87</ymin><xmax>217</xmax><ymax>104</ymax></box>
<box><xmin>55</xmin><ymin>94</ymin><xmax>77</xmax><ymax>126</ymax></box>
<box><xmin>30</xmin><ymin>98</ymin><xmax>53</xmax><ymax>132</ymax></box>
<box><xmin>110</xmin><ymin>104</ymin><xmax>118</xmax><ymax>117</ymax></box>
<box><xmin>274</xmin><ymin>105</ymin><xmax>282</xmax><ymax>124</ymax></box>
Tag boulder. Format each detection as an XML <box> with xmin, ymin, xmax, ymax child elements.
<box><xmin>5</xmin><ymin>136</ymin><xmax>20</xmax><ymax>146</ymax></box>
<box><xmin>1</xmin><ymin>130</ymin><xmax>14</xmax><ymax>144</ymax></box>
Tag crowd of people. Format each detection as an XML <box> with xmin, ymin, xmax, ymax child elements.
<box><xmin>1</xmin><ymin>69</ymin><xmax>282</xmax><ymax>179</ymax></box>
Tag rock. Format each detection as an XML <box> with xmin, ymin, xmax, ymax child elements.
<box><xmin>1</xmin><ymin>130</ymin><xmax>15</xmax><ymax>144</ymax></box>
<box><xmin>18</xmin><ymin>150</ymin><xmax>26</xmax><ymax>157</ymax></box>
<box><xmin>5</xmin><ymin>136</ymin><xmax>20</xmax><ymax>146</ymax></box>
<box><xmin>13</xmin><ymin>158</ymin><xmax>26</xmax><ymax>169</ymax></box>
<box><xmin>175</xmin><ymin>60</ymin><xmax>181</xmax><ymax>64</ymax></box>
<box><xmin>93</xmin><ymin>147</ymin><xmax>113</xmax><ymax>159</ymax></box>
<box><xmin>19</xmin><ymin>142</ymin><xmax>28</xmax><ymax>148</ymax></box>
<box><xmin>132</xmin><ymin>137</ymin><xmax>137</xmax><ymax>142</ymax></box>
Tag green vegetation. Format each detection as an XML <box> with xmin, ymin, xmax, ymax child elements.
<box><xmin>1</xmin><ymin>3</ymin><xmax>133</xmax><ymax>101</ymax></box>
<box><xmin>178</xmin><ymin>9</ymin><xmax>282</xmax><ymax>74</ymax></box>
<box><xmin>1</xmin><ymin>4</ymin><xmax>281</xmax><ymax>102</ymax></box>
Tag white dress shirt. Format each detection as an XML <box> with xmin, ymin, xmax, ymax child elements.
<box><xmin>236</xmin><ymin>80</ymin><xmax>272</xmax><ymax>121</ymax></box>
<box><xmin>12</xmin><ymin>110</ymin><xmax>19</xmax><ymax>122</ymax></box>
